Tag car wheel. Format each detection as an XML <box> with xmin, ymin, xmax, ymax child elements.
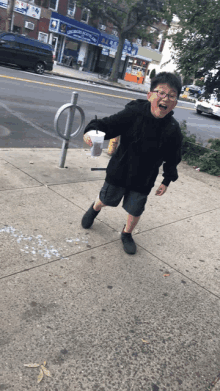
<box><xmin>196</xmin><ymin>108</ymin><xmax>202</xmax><ymax>114</ymax></box>
<box><xmin>35</xmin><ymin>62</ymin><xmax>45</xmax><ymax>75</ymax></box>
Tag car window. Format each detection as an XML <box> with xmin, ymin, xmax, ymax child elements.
<box><xmin>15</xmin><ymin>35</ymin><xmax>46</xmax><ymax>53</ymax></box>
<box><xmin>0</xmin><ymin>34</ymin><xmax>16</xmax><ymax>47</ymax></box>
<box><xmin>41</xmin><ymin>48</ymin><xmax>48</xmax><ymax>54</ymax></box>
<box><xmin>15</xmin><ymin>36</ymin><xmax>35</xmax><ymax>48</ymax></box>
<box><xmin>15</xmin><ymin>35</ymin><xmax>28</xmax><ymax>44</ymax></box>
<box><xmin>17</xmin><ymin>41</ymin><xmax>37</xmax><ymax>52</ymax></box>
<box><xmin>1</xmin><ymin>34</ymin><xmax>16</xmax><ymax>42</ymax></box>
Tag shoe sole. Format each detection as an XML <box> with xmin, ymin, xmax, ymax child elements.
<box><xmin>121</xmin><ymin>234</ymin><xmax>136</xmax><ymax>254</ymax></box>
<box><xmin>123</xmin><ymin>247</ymin><xmax>136</xmax><ymax>255</ymax></box>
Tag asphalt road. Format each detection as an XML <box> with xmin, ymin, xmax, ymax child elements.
<box><xmin>0</xmin><ymin>64</ymin><xmax>219</xmax><ymax>148</ymax></box>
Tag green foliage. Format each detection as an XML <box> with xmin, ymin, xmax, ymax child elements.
<box><xmin>180</xmin><ymin>121</ymin><xmax>220</xmax><ymax>176</ymax></box>
<box><xmin>182</xmin><ymin>76</ymin><xmax>193</xmax><ymax>86</ymax></box>
<box><xmin>181</xmin><ymin>120</ymin><xmax>196</xmax><ymax>144</ymax></box>
<box><xmin>198</xmin><ymin>152</ymin><xmax>220</xmax><ymax>176</ymax></box>
<box><xmin>181</xmin><ymin>120</ymin><xmax>198</xmax><ymax>165</ymax></box>
<box><xmin>169</xmin><ymin>0</ymin><xmax>220</xmax><ymax>98</ymax></box>
<box><xmin>77</xmin><ymin>0</ymin><xmax>169</xmax><ymax>36</ymax></box>
<box><xmin>195</xmin><ymin>79</ymin><xmax>204</xmax><ymax>87</ymax></box>
<box><xmin>207</xmin><ymin>138</ymin><xmax>220</xmax><ymax>152</ymax></box>
<box><xmin>149</xmin><ymin>68</ymin><xmax>156</xmax><ymax>79</ymax></box>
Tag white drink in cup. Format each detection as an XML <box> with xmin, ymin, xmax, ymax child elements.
<box><xmin>87</xmin><ymin>130</ymin><xmax>106</xmax><ymax>157</ymax></box>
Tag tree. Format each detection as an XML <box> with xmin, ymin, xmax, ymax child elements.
<box><xmin>76</xmin><ymin>0</ymin><xmax>173</xmax><ymax>82</ymax></box>
<box><xmin>169</xmin><ymin>0</ymin><xmax>220</xmax><ymax>97</ymax></box>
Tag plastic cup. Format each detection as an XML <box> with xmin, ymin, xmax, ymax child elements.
<box><xmin>87</xmin><ymin>130</ymin><xmax>106</xmax><ymax>157</ymax></box>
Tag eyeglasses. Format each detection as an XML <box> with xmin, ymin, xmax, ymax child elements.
<box><xmin>152</xmin><ymin>90</ymin><xmax>178</xmax><ymax>101</ymax></box>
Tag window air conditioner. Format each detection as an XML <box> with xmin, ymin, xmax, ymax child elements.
<box><xmin>68</xmin><ymin>9</ymin><xmax>74</xmax><ymax>16</ymax></box>
<box><xmin>24</xmin><ymin>21</ymin><xmax>35</xmax><ymax>30</ymax></box>
<box><xmin>99</xmin><ymin>24</ymin><xmax>106</xmax><ymax>30</ymax></box>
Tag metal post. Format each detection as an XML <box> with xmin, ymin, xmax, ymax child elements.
<box><xmin>54</xmin><ymin>91</ymin><xmax>85</xmax><ymax>168</ymax></box>
<box><xmin>59</xmin><ymin>92</ymin><xmax>78</xmax><ymax>168</ymax></box>
<box><xmin>60</xmin><ymin>35</ymin><xmax>66</xmax><ymax>64</ymax></box>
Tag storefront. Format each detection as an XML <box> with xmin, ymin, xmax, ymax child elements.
<box><xmin>49</xmin><ymin>12</ymin><xmax>138</xmax><ymax>75</ymax></box>
<box><xmin>49</xmin><ymin>12</ymin><xmax>100</xmax><ymax>69</ymax></box>
<box><xmin>124</xmin><ymin>54</ymin><xmax>152</xmax><ymax>84</ymax></box>
<box><xmin>95</xmin><ymin>32</ymin><xmax>138</xmax><ymax>78</ymax></box>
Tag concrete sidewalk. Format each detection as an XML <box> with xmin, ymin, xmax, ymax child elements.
<box><xmin>0</xmin><ymin>146</ymin><xmax>220</xmax><ymax>391</ymax></box>
<box><xmin>48</xmin><ymin>62</ymin><xmax>150</xmax><ymax>93</ymax></box>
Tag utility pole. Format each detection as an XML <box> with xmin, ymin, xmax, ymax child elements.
<box><xmin>22</xmin><ymin>0</ymin><xmax>35</xmax><ymax>35</ymax></box>
<box><xmin>6</xmin><ymin>0</ymin><xmax>16</xmax><ymax>32</ymax></box>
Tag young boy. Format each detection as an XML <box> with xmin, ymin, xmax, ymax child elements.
<box><xmin>82</xmin><ymin>72</ymin><xmax>182</xmax><ymax>255</ymax></box>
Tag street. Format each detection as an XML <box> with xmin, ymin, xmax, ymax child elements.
<box><xmin>0</xmin><ymin>64</ymin><xmax>220</xmax><ymax>148</ymax></box>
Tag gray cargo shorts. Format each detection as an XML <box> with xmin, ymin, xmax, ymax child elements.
<box><xmin>99</xmin><ymin>180</ymin><xmax>148</xmax><ymax>217</ymax></box>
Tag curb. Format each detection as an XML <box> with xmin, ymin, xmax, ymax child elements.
<box><xmin>46</xmin><ymin>71</ymin><xmax>149</xmax><ymax>94</ymax></box>
<box><xmin>46</xmin><ymin>71</ymin><xmax>197</xmax><ymax>102</ymax></box>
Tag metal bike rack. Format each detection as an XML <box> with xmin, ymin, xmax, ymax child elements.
<box><xmin>54</xmin><ymin>92</ymin><xmax>85</xmax><ymax>168</ymax></box>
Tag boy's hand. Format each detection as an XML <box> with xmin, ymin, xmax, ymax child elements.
<box><xmin>155</xmin><ymin>184</ymin><xmax>167</xmax><ymax>196</ymax></box>
<box><xmin>83</xmin><ymin>134</ymin><xmax>93</xmax><ymax>147</ymax></box>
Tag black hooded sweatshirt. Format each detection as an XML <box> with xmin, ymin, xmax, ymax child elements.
<box><xmin>84</xmin><ymin>99</ymin><xmax>183</xmax><ymax>195</ymax></box>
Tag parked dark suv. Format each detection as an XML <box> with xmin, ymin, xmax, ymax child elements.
<box><xmin>0</xmin><ymin>32</ymin><xmax>53</xmax><ymax>74</ymax></box>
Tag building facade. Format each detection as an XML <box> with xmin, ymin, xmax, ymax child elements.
<box><xmin>158</xmin><ymin>18</ymin><xmax>179</xmax><ymax>74</ymax></box>
<box><xmin>0</xmin><ymin>0</ymin><xmax>167</xmax><ymax>82</ymax></box>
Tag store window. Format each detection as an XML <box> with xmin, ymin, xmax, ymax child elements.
<box><xmin>38</xmin><ymin>32</ymin><xmax>48</xmax><ymax>43</ymax></box>
<box><xmin>67</xmin><ymin>0</ymin><xmax>76</xmax><ymax>17</ymax></box>
<box><xmin>62</xmin><ymin>39</ymin><xmax>80</xmax><ymax>66</ymax></box>
<box><xmin>135</xmin><ymin>38</ymin><xmax>142</xmax><ymax>46</ymax></box>
<box><xmin>99</xmin><ymin>23</ymin><xmax>106</xmax><ymax>31</ymax></box>
<box><xmin>49</xmin><ymin>0</ymin><xmax>59</xmax><ymax>11</ymax></box>
<box><xmin>112</xmin><ymin>28</ymin><xmax>118</xmax><ymax>37</ymax></box>
<box><xmin>35</xmin><ymin>0</ymin><xmax>49</xmax><ymax>6</ymax></box>
<box><xmin>81</xmin><ymin>8</ymin><xmax>90</xmax><ymax>23</ymax></box>
<box><xmin>13</xmin><ymin>25</ymin><xmax>21</xmax><ymax>33</ymax></box>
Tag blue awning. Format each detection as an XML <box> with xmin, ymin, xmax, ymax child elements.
<box><xmin>98</xmin><ymin>32</ymin><xmax>138</xmax><ymax>56</ymax></box>
<box><xmin>49</xmin><ymin>12</ymin><xmax>100</xmax><ymax>46</ymax></box>
<box><xmin>49</xmin><ymin>13</ymin><xmax>139</xmax><ymax>55</ymax></box>
<box><xmin>98</xmin><ymin>32</ymin><xmax>118</xmax><ymax>50</ymax></box>
<box><xmin>125</xmin><ymin>40</ymin><xmax>138</xmax><ymax>56</ymax></box>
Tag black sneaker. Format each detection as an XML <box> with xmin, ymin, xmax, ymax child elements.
<box><xmin>121</xmin><ymin>226</ymin><xmax>137</xmax><ymax>254</ymax></box>
<box><xmin>81</xmin><ymin>202</ymin><xmax>100</xmax><ymax>229</ymax></box>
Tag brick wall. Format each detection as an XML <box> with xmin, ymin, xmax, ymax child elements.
<box><xmin>38</xmin><ymin>17</ymin><xmax>50</xmax><ymax>34</ymax></box>
<box><xmin>57</xmin><ymin>0</ymin><xmax>68</xmax><ymax>16</ymax></box>
<box><xmin>74</xmin><ymin>7</ymin><xmax>82</xmax><ymax>22</ymax></box>
<box><xmin>13</xmin><ymin>13</ymin><xmax>38</xmax><ymax>38</ymax></box>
